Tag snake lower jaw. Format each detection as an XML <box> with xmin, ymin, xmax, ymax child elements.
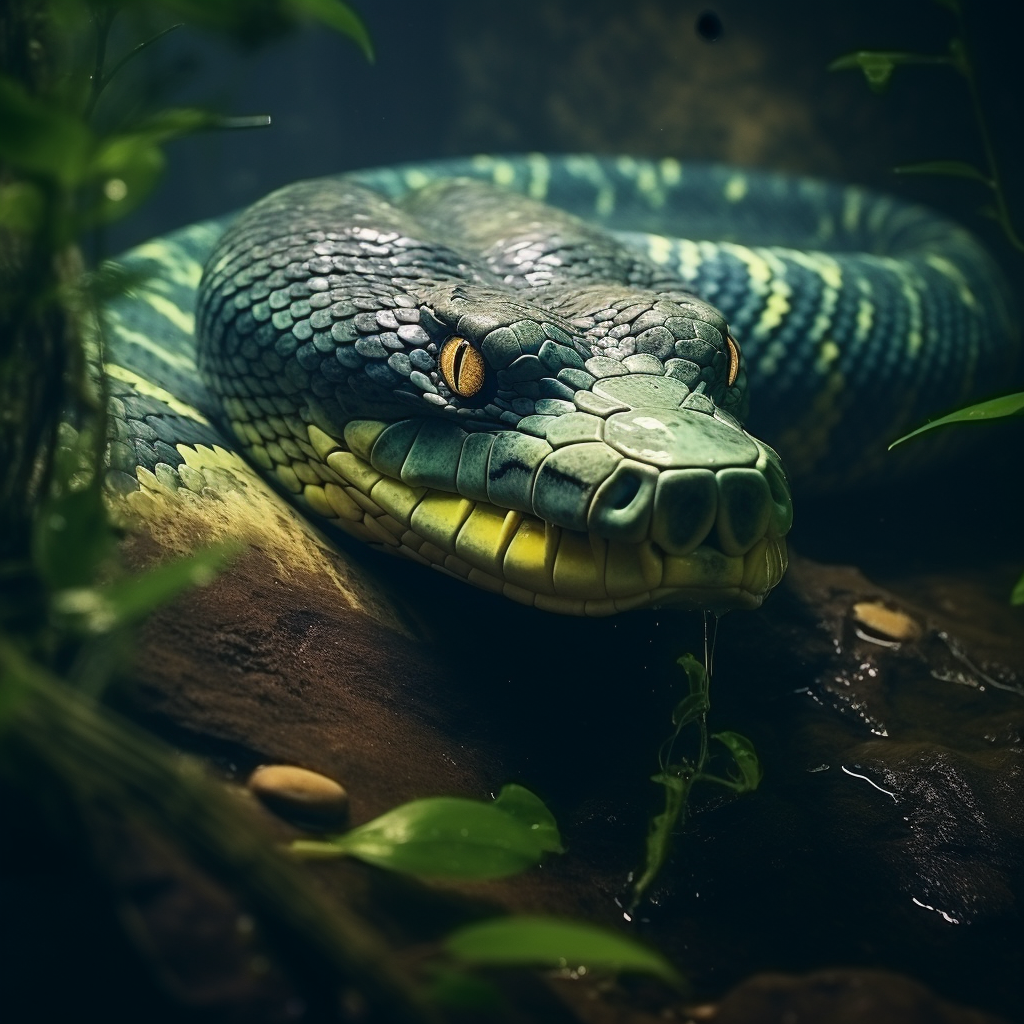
<box><xmin>377</xmin><ymin>517</ymin><xmax>787</xmax><ymax>616</ymax></box>
<box><xmin>270</xmin><ymin>423</ymin><xmax>791</xmax><ymax>616</ymax></box>
<box><xmin>308</xmin><ymin>472</ymin><xmax>786</xmax><ymax>616</ymax></box>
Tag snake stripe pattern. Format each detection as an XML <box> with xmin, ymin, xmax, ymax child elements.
<box><xmin>100</xmin><ymin>154</ymin><xmax>1018</xmax><ymax>616</ymax></box>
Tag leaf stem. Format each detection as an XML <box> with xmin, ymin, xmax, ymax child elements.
<box><xmin>84</xmin><ymin>17</ymin><xmax>185</xmax><ymax>121</ymax></box>
<box><xmin>100</xmin><ymin>23</ymin><xmax>184</xmax><ymax>100</ymax></box>
<box><xmin>950</xmin><ymin>34</ymin><xmax>1024</xmax><ymax>251</ymax></box>
<box><xmin>84</xmin><ymin>6</ymin><xmax>116</xmax><ymax>120</ymax></box>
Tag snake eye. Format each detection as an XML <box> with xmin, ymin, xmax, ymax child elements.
<box><xmin>439</xmin><ymin>335</ymin><xmax>485</xmax><ymax>398</ymax></box>
<box><xmin>725</xmin><ymin>332</ymin><xmax>741</xmax><ymax>387</ymax></box>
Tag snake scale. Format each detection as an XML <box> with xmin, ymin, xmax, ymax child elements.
<box><xmin>99</xmin><ymin>155</ymin><xmax>1018</xmax><ymax>616</ymax></box>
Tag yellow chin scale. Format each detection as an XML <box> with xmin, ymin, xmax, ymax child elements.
<box><xmin>285</xmin><ymin>423</ymin><xmax>787</xmax><ymax>616</ymax></box>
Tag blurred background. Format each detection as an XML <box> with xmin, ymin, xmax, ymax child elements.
<box><xmin>109</xmin><ymin>0</ymin><xmax>1024</xmax><ymax>282</ymax></box>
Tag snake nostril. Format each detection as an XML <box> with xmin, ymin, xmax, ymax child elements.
<box><xmin>652</xmin><ymin>468</ymin><xmax>718</xmax><ymax>555</ymax></box>
<box><xmin>716</xmin><ymin>468</ymin><xmax>772</xmax><ymax>556</ymax></box>
<box><xmin>604</xmin><ymin>472</ymin><xmax>642</xmax><ymax>510</ymax></box>
<box><xmin>587</xmin><ymin>460</ymin><xmax>658</xmax><ymax>544</ymax></box>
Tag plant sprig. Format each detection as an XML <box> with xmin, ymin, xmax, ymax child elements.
<box><xmin>629</xmin><ymin>645</ymin><xmax>762</xmax><ymax>912</ymax></box>
<box><xmin>290</xmin><ymin>783</ymin><xmax>565</xmax><ymax>878</ymax></box>
<box><xmin>289</xmin><ymin>783</ymin><xmax>685</xmax><ymax>999</ymax></box>
<box><xmin>829</xmin><ymin>0</ymin><xmax>1023</xmax><ymax>252</ymax></box>
<box><xmin>888</xmin><ymin>391</ymin><xmax>1024</xmax><ymax>604</ymax></box>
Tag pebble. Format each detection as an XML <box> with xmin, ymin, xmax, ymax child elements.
<box><xmin>247</xmin><ymin>764</ymin><xmax>349</xmax><ymax>826</ymax></box>
<box><xmin>852</xmin><ymin>601</ymin><xmax>923</xmax><ymax>642</ymax></box>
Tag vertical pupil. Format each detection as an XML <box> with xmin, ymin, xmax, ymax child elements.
<box><xmin>452</xmin><ymin>340</ymin><xmax>467</xmax><ymax>388</ymax></box>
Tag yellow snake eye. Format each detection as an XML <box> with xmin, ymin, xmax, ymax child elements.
<box><xmin>725</xmin><ymin>332</ymin><xmax>741</xmax><ymax>387</ymax></box>
<box><xmin>439</xmin><ymin>335</ymin><xmax>485</xmax><ymax>397</ymax></box>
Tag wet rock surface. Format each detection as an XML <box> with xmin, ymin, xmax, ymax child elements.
<box><xmin>662</xmin><ymin>553</ymin><xmax>1024</xmax><ymax>1020</ymax></box>
<box><xmin>90</xmin><ymin>510</ymin><xmax>1022</xmax><ymax>1024</ymax></box>
<box><xmin>698</xmin><ymin>969</ymin><xmax>1009</xmax><ymax>1024</ymax></box>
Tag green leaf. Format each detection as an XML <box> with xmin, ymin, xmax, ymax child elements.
<box><xmin>299</xmin><ymin>797</ymin><xmax>554</xmax><ymax>878</ymax></box>
<box><xmin>0</xmin><ymin>181</ymin><xmax>45</xmax><ymax>233</ymax></box>
<box><xmin>155</xmin><ymin>0</ymin><xmax>373</xmax><ymax>53</ymax></box>
<box><xmin>33</xmin><ymin>441</ymin><xmax>112</xmax><ymax>590</ymax></box>
<box><xmin>711</xmin><ymin>731</ymin><xmax>762</xmax><ymax>792</ymax></box>
<box><xmin>82</xmin><ymin>261</ymin><xmax>155</xmax><ymax>305</ymax></box>
<box><xmin>213</xmin><ymin>114</ymin><xmax>273</xmax><ymax>129</ymax></box>
<box><xmin>630</xmin><ymin>772</ymin><xmax>688</xmax><ymax>911</ymax></box>
<box><xmin>86</xmin><ymin>136</ymin><xmax>166</xmax><ymax>225</ymax></box>
<box><xmin>677</xmin><ymin>652</ymin><xmax>707</xmax><ymax>696</ymax></box>
<box><xmin>828</xmin><ymin>50</ymin><xmax>952</xmax><ymax>92</ymax></box>
<box><xmin>34</xmin><ymin>488</ymin><xmax>113</xmax><ymax>589</ymax></box>
<box><xmin>0</xmin><ymin>642</ymin><xmax>35</xmax><ymax>724</ymax></box>
<box><xmin>671</xmin><ymin>692</ymin><xmax>709</xmax><ymax>729</ymax></box>
<box><xmin>0</xmin><ymin>75</ymin><xmax>94</xmax><ymax>186</ymax></box>
<box><xmin>894</xmin><ymin>160</ymin><xmax>991</xmax><ymax>185</ymax></box>
<box><xmin>445</xmin><ymin>916</ymin><xmax>685</xmax><ymax>989</ymax></box>
<box><xmin>1010</xmin><ymin>569</ymin><xmax>1024</xmax><ymax>606</ymax></box>
<box><xmin>83</xmin><ymin>109</ymin><xmax>220</xmax><ymax>225</ymax></box>
<box><xmin>153</xmin><ymin>0</ymin><xmax>294</xmax><ymax>42</ymax></box>
<box><xmin>492</xmin><ymin>784</ymin><xmax>564</xmax><ymax>854</ymax></box>
<box><xmin>129</xmin><ymin>107</ymin><xmax>222</xmax><ymax>144</ymax></box>
<box><xmin>53</xmin><ymin>543</ymin><xmax>240</xmax><ymax>634</ymax></box>
<box><xmin>288</xmin><ymin>0</ymin><xmax>374</xmax><ymax>61</ymax></box>
<box><xmin>426</xmin><ymin>967</ymin><xmax>503</xmax><ymax>1011</ymax></box>
<box><xmin>888</xmin><ymin>391</ymin><xmax>1024</xmax><ymax>448</ymax></box>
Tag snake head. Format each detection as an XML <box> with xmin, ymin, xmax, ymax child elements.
<box><xmin>295</xmin><ymin>282</ymin><xmax>789</xmax><ymax>615</ymax></box>
<box><xmin>198</xmin><ymin>178</ymin><xmax>790</xmax><ymax>615</ymax></box>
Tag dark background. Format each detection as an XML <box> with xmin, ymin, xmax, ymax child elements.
<box><xmin>109</xmin><ymin>0</ymin><xmax>1024</xmax><ymax>288</ymax></box>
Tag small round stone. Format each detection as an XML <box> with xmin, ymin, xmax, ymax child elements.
<box><xmin>248</xmin><ymin>764</ymin><xmax>349</xmax><ymax>826</ymax></box>
<box><xmin>852</xmin><ymin>601</ymin><xmax>923</xmax><ymax>642</ymax></box>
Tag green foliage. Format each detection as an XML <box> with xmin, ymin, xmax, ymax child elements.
<box><xmin>32</xmin><ymin>437</ymin><xmax>114</xmax><ymax>591</ymax></box>
<box><xmin>889</xmin><ymin>391</ymin><xmax>1024</xmax><ymax>448</ymax></box>
<box><xmin>831</xmin><ymin>0</ymin><xmax>1024</xmax><ymax>607</ymax></box>
<box><xmin>51</xmin><ymin>543</ymin><xmax>241</xmax><ymax>635</ymax></box>
<box><xmin>711</xmin><ymin>731</ymin><xmax>763</xmax><ymax>792</ymax></box>
<box><xmin>444</xmin><ymin>916</ymin><xmax>685</xmax><ymax>989</ymax></box>
<box><xmin>893</xmin><ymin>159</ymin><xmax>991</xmax><ymax>185</ymax></box>
<box><xmin>829</xmin><ymin>3</ymin><xmax>1022</xmax><ymax>252</ymax></box>
<box><xmin>0</xmin><ymin>644</ymin><xmax>431</xmax><ymax>1024</ymax></box>
<box><xmin>0</xmin><ymin>76</ymin><xmax>94</xmax><ymax>188</ymax></box>
<box><xmin>291</xmin><ymin>784</ymin><xmax>563</xmax><ymax>879</ymax></box>
<box><xmin>0</xmin><ymin>0</ymin><xmax>372</xmax><ymax>245</ymax></box>
<box><xmin>630</xmin><ymin>652</ymin><xmax>761</xmax><ymax>911</ymax></box>
<box><xmin>288</xmin><ymin>0</ymin><xmax>373</xmax><ymax>59</ymax></box>
<box><xmin>0</xmin><ymin>7</ymin><xmax>455</xmax><ymax>1023</ymax></box>
<box><xmin>0</xmin><ymin>181</ymin><xmax>46</xmax><ymax>233</ymax></box>
<box><xmin>136</xmin><ymin>0</ymin><xmax>374</xmax><ymax>56</ymax></box>
<box><xmin>827</xmin><ymin>49</ymin><xmax>953</xmax><ymax>93</ymax></box>
<box><xmin>425</xmin><ymin>966</ymin><xmax>504</xmax><ymax>1012</ymax></box>
<box><xmin>492</xmin><ymin>780</ymin><xmax>565</xmax><ymax>853</ymax></box>
<box><xmin>889</xmin><ymin>390</ymin><xmax>1024</xmax><ymax>605</ymax></box>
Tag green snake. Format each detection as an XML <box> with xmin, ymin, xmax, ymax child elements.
<box><xmin>100</xmin><ymin>154</ymin><xmax>1018</xmax><ymax>616</ymax></box>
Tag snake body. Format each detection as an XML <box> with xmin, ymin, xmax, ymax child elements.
<box><xmin>100</xmin><ymin>155</ymin><xmax>1018</xmax><ymax>616</ymax></box>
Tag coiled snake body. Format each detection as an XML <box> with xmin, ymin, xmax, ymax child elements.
<box><xmin>101</xmin><ymin>155</ymin><xmax>1018</xmax><ymax>616</ymax></box>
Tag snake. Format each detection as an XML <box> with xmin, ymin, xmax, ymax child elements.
<box><xmin>98</xmin><ymin>155</ymin><xmax>1018</xmax><ymax>617</ymax></box>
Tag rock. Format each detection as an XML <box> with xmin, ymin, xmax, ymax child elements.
<box><xmin>248</xmin><ymin>765</ymin><xmax>349</xmax><ymax>827</ymax></box>
<box><xmin>706</xmin><ymin>969</ymin><xmax>1009</xmax><ymax>1024</ymax></box>
<box><xmin>852</xmin><ymin>600</ymin><xmax>923</xmax><ymax>643</ymax></box>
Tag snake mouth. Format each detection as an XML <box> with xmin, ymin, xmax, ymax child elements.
<box><xmin>285</xmin><ymin>420</ymin><xmax>788</xmax><ymax>616</ymax></box>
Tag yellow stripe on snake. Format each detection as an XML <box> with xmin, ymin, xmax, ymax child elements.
<box><xmin>99</xmin><ymin>155</ymin><xmax>1019</xmax><ymax>616</ymax></box>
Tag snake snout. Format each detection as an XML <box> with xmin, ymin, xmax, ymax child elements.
<box><xmin>580</xmin><ymin>439</ymin><xmax>789</xmax><ymax>558</ymax></box>
<box><xmin>572</xmin><ymin>400</ymin><xmax>791</xmax><ymax>558</ymax></box>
